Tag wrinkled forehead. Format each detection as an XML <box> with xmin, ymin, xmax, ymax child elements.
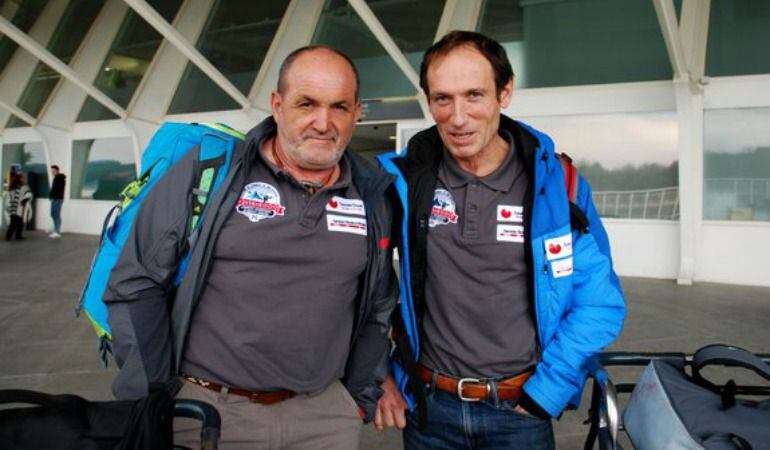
<box><xmin>283</xmin><ymin>51</ymin><xmax>358</xmax><ymax>102</ymax></box>
<box><xmin>427</xmin><ymin>47</ymin><xmax>496</xmax><ymax>91</ymax></box>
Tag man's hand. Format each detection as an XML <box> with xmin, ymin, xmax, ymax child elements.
<box><xmin>374</xmin><ymin>375</ymin><xmax>408</xmax><ymax>431</ymax></box>
<box><xmin>513</xmin><ymin>404</ymin><xmax>532</xmax><ymax>417</ymax></box>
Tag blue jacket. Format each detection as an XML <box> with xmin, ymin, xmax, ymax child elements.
<box><xmin>377</xmin><ymin>115</ymin><xmax>626</xmax><ymax>417</ymax></box>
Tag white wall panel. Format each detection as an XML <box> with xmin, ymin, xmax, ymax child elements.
<box><xmin>603</xmin><ymin>220</ymin><xmax>680</xmax><ymax>280</ymax></box>
<box><xmin>697</xmin><ymin>222</ymin><xmax>770</xmax><ymax>287</ymax></box>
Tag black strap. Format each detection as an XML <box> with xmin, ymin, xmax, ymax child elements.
<box><xmin>0</xmin><ymin>389</ymin><xmax>87</xmax><ymax>410</ymax></box>
<box><xmin>583</xmin><ymin>379</ymin><xmax>601</xmax><ymax>450</ymax></box>
<box><xmin>692</xmin><ymin>344</ymin><xmax>770</xmax><ymax>385</ymax></box>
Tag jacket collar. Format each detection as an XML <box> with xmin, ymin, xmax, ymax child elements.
<box><xmin>399</xmin><ymin>114</ymin><xmax>541</xmax><ymax>179</ymax></box>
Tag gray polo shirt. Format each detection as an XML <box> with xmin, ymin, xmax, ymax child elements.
<box><xmin>181</xmin><ymin>144</ymin><xmax>368</xmax><ymax>393</ymax></box>
<box><xmin>420</xmin><ymin>133</ymin><xmax>538</xmax><ymax>379</ymax></box>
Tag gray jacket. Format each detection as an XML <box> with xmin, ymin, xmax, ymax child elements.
<box><xmin>105</xmin><ymin>117</ymin><xmax>398</xmax><ymax>421</ymax></box>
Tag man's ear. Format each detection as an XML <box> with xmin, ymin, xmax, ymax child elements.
<box><xmin>270</xmin><ymin>91</ymin><xmax>282</xmax><ymax>119</ymax></box>
<box><xmin>499</xmin><ymin>79</ymin><xmax>514</xmax><ymax>109</ymax></box>
<box><xmin>354</xmin><ymin>100</ymin><xmax>362</xmax><ymax>123</ymax></box>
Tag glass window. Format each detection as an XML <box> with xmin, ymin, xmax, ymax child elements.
<box><xmin>520</xmin><ymin>112</ymin><xmax>679</xmax><ymax>220</ymax></box>
<box><xmin>71</xmin><ymin>138</ymin><xmax>136</xmax><ymax>200</ymax></box>
<box><xmin>78</xmin><ymin>0</ymin><xmax>183</xmax><ymax>122</ymax></box>
<box><xmin>477</xmin><ymin>0</ymin><xmax>673</xmax><ymax>89</ymax></box>
<box><xmin>0</xmin><ymin>0</ymin><xmax>48</xmax><ymax>74</ymax></box>
<box><xmin>704</xmin><ymin>108</ymin><xmax>770</xmax><ymax>222</ymax></box>
<box><xmin>313</xmin><ymin>0</ymin><xmax>443</xmax><ymax>100</ymax></box>
<box><xmin>349</xmin><ymin>123</ymin><xmax>396</xmax><ymax>165</ymax></box>
<box><xmin>706</xmin><ymin>0</ymin><xmax>770</xmax><ymax>77</ymax></box>
<box><xmin>6</xmin><ymin>0</ymin><xmax>105</xmax><ymax>128</ymax></box>
<box><xmin>167</xmin><ymin>1</ymin><xmax>289</xmax><ymax>114</ymax></box>
<box><xmin>1</xmin><ymin>142</ymin><xmax>49</xmax><ymax>198</ymax></box>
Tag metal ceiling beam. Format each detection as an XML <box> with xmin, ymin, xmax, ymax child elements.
<box><xmin>652</xmin><ymin>0</ymin><xmax>689</xmax><ymax>80</ymax></box>
<box><xmin>0</xmin><ymin>15</ymin><xmax>128</xmax><ymax>119</ymax></box>
<box><xmin>123</xmin><ymin>0</ymin><xmax>251</xmax><ymax>110</ymax></box>
<box><xmin>0</xmin><ymin>97</ymin><xmax>35</xmax><ymax>125</ymax></box>
<box><xmin>346</xmin><ymin>0</ymin><xmax>430</xmax><ymax>119</ymax></box>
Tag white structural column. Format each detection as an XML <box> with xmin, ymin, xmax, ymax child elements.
<box><xmin>0</xmin><ymin>98</ymin><xmax>35</xmax><ymax>125</ymax></box>
<box><xmin>123</xmin><ymin>0</ymin><xmax>250</xmax><ymax>111</ymax></box>
<box><xmin>653</xmin><ymin>0</ymin><xmax>710</xmax><ymax>285</ymax></box>
<box><xmin>40</xmin><ymin>0</ymin><xmax>130</xmax><ymax>128</ymax></box>
<box><xmin>434</xmin><ymin>0</ymin><xmax>483</xmax><ymax>38</ymax></box>
<box><xmin>346</xmin><ymin>0</ymin><xmax>430</xmax><ymax>119</ymax></box>
<box><xmin>126</xmin><ymin>0</ymin><xmax>222</xmax><ymax>154</ymax></box>
<box><xmin>250</xmin><ymin>0</ymin><xmax>325</xmax><ymax>111</ymax></box>
<box><xmin>0</xmin><ymin>1</ymin><xmax>69</xmax><ymax>129</ymax></box>
<box><xmin>0</xmin><ymin>14</ymin><xmax>128</xmax><ymax>121</ymax></box>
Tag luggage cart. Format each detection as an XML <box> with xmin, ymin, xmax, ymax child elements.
<box><xmin>583</xmin><ymin>349</ymin><xmax>770</xmax><ymax>450</ymax></box>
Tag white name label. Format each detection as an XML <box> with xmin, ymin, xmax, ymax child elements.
<box><xmin>326</xmin><ymin>196</ymin><xmax>366</xmax><ymax>216</ymax></box>
<box><xmin>497</xmin><ymin>224</ymin><xmax>525</xmax><ymax>243</ymax></box>
<box><xmin>544</xmin><ymin>233</ymin><xmax>573</xmax><ymax>261</ymax></box>
<box><xmin>497</xmin><ymin>205</ymin><xmax>523</xmax><ymax>223</ymax></box>
<box><xmin>551</xmin><ymin>257</ymin><xmax>574</xmax><ymax>278</ymax></box>
<box><xmin>327</xmin><ymin>214</ymin><xmax>367</xmax><ymax>236</ymax></box>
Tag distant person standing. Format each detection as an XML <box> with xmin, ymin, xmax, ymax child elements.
<box><xmin>5</xmin><ymin>174</ymin><xmax>32</xmax><ymax>241</ymax></box>
<box><xmin>49</xmin><ymin>165</ymin><xmax>65</xmax><ymax>238</ymax></box>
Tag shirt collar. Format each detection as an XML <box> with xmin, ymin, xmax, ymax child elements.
<box><xmin>439</xmin><ymin>130</ymin><xmax>518</xmax><ymax>192</ymax></box>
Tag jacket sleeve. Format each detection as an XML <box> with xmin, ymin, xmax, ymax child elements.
<box><xmin>342</xmin><ymin>191</ymin><xmax>399</xmax><ymax>423</ymax></box>
<box><xmin>104</xmin><ymin>151</ymin><xmax>197</xmax><ymax>400</ymax></box>
<box><xmin>522</xmin><ymin>176</ymin><xmax>626</xmax><ymax>417</ymax></box>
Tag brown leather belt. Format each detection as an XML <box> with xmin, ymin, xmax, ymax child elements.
<box><xmin>184</xmin><ymin>375</ymin><xmax>296</xmax><ymax>405</ymax></box>
<box><xmin>417</xmin><ymin>365</ymin><xmax>532</xmax><ymax>402</ymax></box>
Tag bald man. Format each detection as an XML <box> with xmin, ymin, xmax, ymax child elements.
<box><xmin>106</xmin><ymin>46</ymin><xmax>398</xmax><ymax>449</ymax></box>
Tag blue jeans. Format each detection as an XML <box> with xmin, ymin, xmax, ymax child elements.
<box><xmin>50</xmin><ymin>199</ymin><xmax>62</xmax><ymax>233</ymax></box>
<box><xmin>404</xmin><ymin>385</ymin><xmax>554</xmax><ymax>450</ymax></box>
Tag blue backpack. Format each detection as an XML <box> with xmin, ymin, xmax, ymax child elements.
<box><xmin>77</xmin><ymin>122</ymin><xmax>245</xmax><ymax>363</ymax></box>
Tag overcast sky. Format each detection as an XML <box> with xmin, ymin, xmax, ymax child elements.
<box><xmin>520</xmin><ymin>112</ymin><xmax>678</xmax><ymax>170</ymax></box>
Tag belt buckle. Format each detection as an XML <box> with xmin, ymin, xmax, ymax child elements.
<box><xmin>457</xmin><ymin>377</ymin><xmax>486</xmax><ymax>402</ymax></box>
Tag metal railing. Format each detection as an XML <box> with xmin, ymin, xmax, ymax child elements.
<box><xmin>592</xmin><ymin>187</ymin><xmax>679</xmax><ymax>220</ymax></box>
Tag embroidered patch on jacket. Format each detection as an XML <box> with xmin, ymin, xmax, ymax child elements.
<box><xmin>497</xmin><ymin>205</ymin><xmax>523</xmax><ymax>223</ymax></box>
<box><xmin>551</xmin><ymin>257</ymin><xmax>574</xmax><ymax>278</ymax></box>
<box><xmin>327</xmin><ymin>214</ymin><xmax>367</xmax><ymax>236</ymax></box>
<box><xmin>235</xmin><ymin>182</ymin><xmax>286</xmax><ymax>222</ymax></box>
<box><xmin>544</xmin><ymin>233</ymin><xmax>573</xmax><ymax>261</ymax></box>
<box><xmin>429</xmin><ymin>189</ymin><xmax>459</xmax><ymax>228</ymax></box>
<box><xmin>497</xmin><ymin>224</ymin><xmax>525</xmax><ymax>243</ymax></box>
<box><xmin>326</xmin><ymin>196</ymin><xmax>366</xmax><ymax>216</ymax></box>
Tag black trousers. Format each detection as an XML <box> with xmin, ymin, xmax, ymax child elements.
<box><xmin>5</xmin><ymin>215</ymin><xmax>23</xmax><ymax>240</ymax></box>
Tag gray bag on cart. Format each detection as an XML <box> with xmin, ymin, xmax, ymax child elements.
<box><xmin>623</xmin><ymin>344</ymin><xmax>770</xmax><ymax>450</ymax></box>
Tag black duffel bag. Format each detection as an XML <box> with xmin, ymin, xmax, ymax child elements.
<box><xmin>0</xmin><ymin>384</ymin><xmax>220</xmax><ymax>450</ymax></box>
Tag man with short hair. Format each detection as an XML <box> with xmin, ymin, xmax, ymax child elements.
<box><xmin>376</xmin><ymin>31</ymin><xmax>626</xmax><ymax>449</ymax></box>
<box><xmin>106</xmin><ymin>46</ymin><xmax>398</xmax><ymax>449</ymax></box>
<box><xmin>49</xmin><ymin>165</ymin><xmax>65</xmax><ymax>238</ymax></box>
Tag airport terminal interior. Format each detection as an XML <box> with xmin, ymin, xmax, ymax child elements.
<box><xmin>1</xmin><ymin>0</ymin><xmax>769</xmax><ymax>448</ymax></box>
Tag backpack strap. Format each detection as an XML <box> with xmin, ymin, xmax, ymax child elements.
<box><xmin>173</xmin><ymin>129</ymin><xmax>239</xmax><ymax>287</ymax></box>
<box><xmin>558</xmin><ymin>152</ymin><xmax>579</xmax><ymax>203</ymax></box>
<box><xmin>558</xmin><ymin>153</ymin><xmax>590</xmax><ymax>232</ymax></box>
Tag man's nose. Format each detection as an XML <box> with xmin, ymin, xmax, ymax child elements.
<box><xmin>450</xmin><ymin>100</ymin><xmax>468</xmax><ymax>127</ymax></box>
<box><xmin>313</xmin><ymin>107</ymin><xmax>331</xmax><ymax>133</ymax></box>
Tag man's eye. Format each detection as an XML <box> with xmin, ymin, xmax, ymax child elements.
<box><xmin>468</xmin><ymin>92</ymin><xmax>482</xmax><ymax>99</ymax></box>
<box><xmin>433</xmin><ymin>96</ymin><xmax>449</xmax><ymax>104</ymax></box>
<box><xmin>335</xmin><ymin>105</ymin><xmax>350</xmax><ymax>112</ymax></box>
